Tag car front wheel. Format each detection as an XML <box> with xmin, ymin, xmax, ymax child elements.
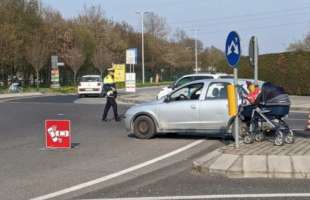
<box><xmin>133</xmin><ymin>115</ymin><xmax>156</xmax><ymax>139</ymax></box>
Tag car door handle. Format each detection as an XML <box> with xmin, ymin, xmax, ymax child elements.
<box><xmin>191</xmin><ymin>105</ymin><xmax>196</xmax><ymax>109</ymax></box>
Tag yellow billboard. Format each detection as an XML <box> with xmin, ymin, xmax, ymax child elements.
<box><xmin>113</xmin><ymin>64</ymin><xmax>126</xmax><ymax>82</ymax></box>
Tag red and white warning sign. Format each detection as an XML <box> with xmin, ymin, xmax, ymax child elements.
<box><xmin>45</xmin><ymin>120</ymin><xmax>71</xmax><ymax>149</ymax></box>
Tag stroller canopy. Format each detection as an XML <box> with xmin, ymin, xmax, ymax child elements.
<box><xmin>258</xmin><ymin>82</ymin><xmax>290</xmax><ymax>106</ymax></box>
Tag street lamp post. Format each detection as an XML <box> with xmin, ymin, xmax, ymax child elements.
<box><xmin>136</xmin><ymin>11</ymin><xmax>149</xmax><ymax>84</ymax></box>
<box><xmin>195</xmin><ymin>30</ymin><xmax>198</xmax><ymax>73</ymax></box>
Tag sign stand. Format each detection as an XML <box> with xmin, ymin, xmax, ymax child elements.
<box><xmin>44</xmin><ymin>120</ymin><xmax>71</xmax><ymax>150</ymax></box>
<box><xmin>126</xmin><ymin>48</ymin><xmax>137</xmax><ymax>93</ymax></box>
<box><xmin>225</xmin><ymin>31</ymin><xmax>241</xmax><ymax>149</ymax></box>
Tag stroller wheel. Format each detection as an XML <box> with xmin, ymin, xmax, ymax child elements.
<box><xmin>274</xmin><ymin>135</ymin><xmax>284</xmax><ymax>146</ymax></box>
<box><xmin>239</xmin><ymin>121</ymin><xmax>249</xmax><ymax>138</ymax></box>
<box><xmin>284</xmin><ymin>130</ymin><xmax>295</xmax><ymax>144</ymax></box>
<box><xmin>244</xmin><ymin>135</ymin><xmax>254</xmax><ymax>144</ymax></box>
<box><xmin>255</xmin><ymin>133</ymin><xmax>264</xmax><ymax>142</ymax></box>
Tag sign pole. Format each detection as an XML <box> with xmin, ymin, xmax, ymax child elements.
<box><xmin>233</xmin><ymin>68</ymin><xmax>239</xmax><ymax>148</ymax></box>
<box><xmin>225</xmin><ymin>31</ymin><xmax>241</xmax><ymax>149</ymax></box>
<box><xmin>254</xmin><ymin>39</ymin><xmax>258</xmax><ymax>85</ymax></box>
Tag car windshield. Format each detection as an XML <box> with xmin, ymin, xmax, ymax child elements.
<box><xmin>80</xmin><ymin>77</ymin><xmax>101</xmax><ymax>82</ymax></box>
<box><xmin>219</xmin><ymin>75</ymin><xmax>234</xmax><ymax>79</ymax></box>
<box><xmin>175</xmin><ymin>77</ymin><xmax>193</xmax><ymax>88</ymax></box>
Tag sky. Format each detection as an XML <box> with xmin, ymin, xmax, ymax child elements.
<box><xmin>41</xmin><ymin>0</ymin><xmax>310</xmax><ymax>55</ymax></box>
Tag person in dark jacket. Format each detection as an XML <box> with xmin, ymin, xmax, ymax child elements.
<box><xmin>102</xmin><ymin>67</ymin><xmax>120</xmax><ymax>121</ymax></box>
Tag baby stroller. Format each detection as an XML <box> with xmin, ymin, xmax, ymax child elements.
<box><xmin>239</xmin><ymin>82</ymin><xmax>294</xmax><ymax>146</ymax></box>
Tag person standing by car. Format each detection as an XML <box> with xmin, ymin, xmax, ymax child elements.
<box><xmin>245</xmin><ymin>81</ymin><xmax>261</xmax><ymax>104</ymax></box>
<box><xmin>102</xmin><ymin>67</ymin><xmax>120</xmax><ymax>121</ymax></box>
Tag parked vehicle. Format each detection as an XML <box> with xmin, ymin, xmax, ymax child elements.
<box><xmin>125</xmin><ymin>78</ymin><xmax>263</xmax><ymax>139</ymax></box>
<box><xmin>8</xmin><ymin>77</ymin><xmax>22</xmax><ymax>93</ymax></box>
<box><xmin>78</xmin><ymin>75</ymin><xmax>104</xmax><ymax>97</ymax></box>
<box><xmin>157</xmin><ymin>73</ymin><xmax>233</xmax><ymax>99</ymax></box>
<box><xmin>8</xmin><ymin>82</ymin><xmax>22</xmax><ymax>93</ymax></box>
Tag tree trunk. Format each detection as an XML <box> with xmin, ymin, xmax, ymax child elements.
<box><xmin>36</xmin><ymin>70</ymin><xmax>39</xmax><ymax>89</ymax></box>
<box><xmin>73</xmin><ymin>71</ymin><xmax>77</xmax><ymax>86</ymax></box>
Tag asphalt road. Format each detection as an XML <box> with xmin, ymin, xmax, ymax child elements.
<box><xmin>0</xmin><ymin>94</ymin><xmax>309</xmax><ymax>200</ymax></box>
<box><xmin>0</xmin><ymin>94</ymin><xmax>222</xmax><ymax>200</ymax></box>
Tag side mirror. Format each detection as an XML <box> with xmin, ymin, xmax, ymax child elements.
<box><xmin>164</xmin><ymin>95</ymin><xmax>171</xmax><ymax>103</ymax></box>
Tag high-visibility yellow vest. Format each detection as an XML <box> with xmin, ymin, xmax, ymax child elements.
<box><xmin>103</xmin><ymin>75</ymin><xmax>114</xmax><ymax>84</ymax></box>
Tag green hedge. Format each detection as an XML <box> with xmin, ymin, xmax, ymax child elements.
<box><xmin>217</xmin><ymin>51</ymin><xmax>310</xmax><ymax>96</ymax></box>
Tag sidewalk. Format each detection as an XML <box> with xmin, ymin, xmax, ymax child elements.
<box><xmin>118</xmin><ymin>86</ymin><xmax>163</xmax><ymax>104</ymax></box>
<box><xmin>0</xmin><ymin>92</ymin><xmax>43</xmax><ymax>100</ymax></box>
<box><xmin>290</xmin><ymin>95</ymin><xmax>310</xmax><ymax>111</ymax></box>
<box><xmin>193</xmin><ymin>138</ymin><xmax>310</xmax><ymax>179</ymax></box>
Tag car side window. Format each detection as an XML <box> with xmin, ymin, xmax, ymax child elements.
<box><xmin>205</xmin><ymin>82</ymin><xmax>229</xmax><ymax>100</ymax></box>
<box><xmin>170</xmin><ymin>83</ymin><xmax>204</xmax><ymax>101</ymax></box>
<box><xmin>175</xmin><ymin>77</ymin><xmax>193</xmax><ymax>88</ymax></box>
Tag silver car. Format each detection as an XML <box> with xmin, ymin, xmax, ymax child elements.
<box><xmin>125</xmin><ymin>79</ymin><xmax>261</xmax><ymax>139</ymax></box>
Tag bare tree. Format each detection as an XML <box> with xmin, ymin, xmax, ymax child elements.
<box><xmin>287</xmin><ymin>32</ymin><xmax>310</xmax><ymax>52</ymax></box>
<box><xmin>92</xmin><ymin>44</ymin><xmax>113</xmax><ymax>77</ymax></box>
<box><xmin>64</xmin><ymin>47</ymin><xmax>85</xmax><ymax>85</ymax></box>
<box><xmin>144</xmin><ymin>12</ymin><xmax>169</xmax><ymax>39</ymax></box>
<box><xmin>25</xmin><ymin>34</ymin><xmax>49</xmax><ymax>88</ymax></box>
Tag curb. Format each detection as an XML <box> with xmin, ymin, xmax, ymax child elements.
<box><xmin>0</xmin><ymin>92</ymin><xmax>43</xmax><ymax>100</ymax></box>
<box><xmin>193</xmin><ymin>139</ymin><xmax>310</xmax><ymax>179</ymax></box>
<box><xmin>117</xmin><ymin>95</ymin><xmax>151</xmax><ymax>105</ymax></box>
<box><xmin>291</xmin><ymin>106</ymin><xmax>310</xmax><ymax>112</ymax></box>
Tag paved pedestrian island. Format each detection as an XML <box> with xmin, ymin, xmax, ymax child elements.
<box><xmin>193</xmin><ymin>138</ymin><xmax>310</xmax><ymax>179</ymax></box>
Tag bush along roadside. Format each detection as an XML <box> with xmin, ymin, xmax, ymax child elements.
<box><xmin>217</xmin><ymin>51</ymin><xmax>310</xmax><ymax>96</ymax></box>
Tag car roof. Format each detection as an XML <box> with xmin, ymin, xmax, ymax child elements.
<box><xmin>81</xmin><ymin>75</ymin><xmax>101</xmax><ymax>78</ymax></box>
<box><xmin>180</xmin><ymin>78</ymin><xmax>264</xmax><ymax>87</ymax></box>
<box><xmin>181</xmin><ymin>73</ymin><xmax>229</xmax><ymax>77</ymax></box>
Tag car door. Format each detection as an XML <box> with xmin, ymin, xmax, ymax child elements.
<box><xmin>198</xmin><ymin>82</ymin><xmax>230</xmax><ymax>131</ymax></box>
<box><xmin>157</xmin><ymin>82</ymin><xmax>204</xmax><ymax>130</ymax></box>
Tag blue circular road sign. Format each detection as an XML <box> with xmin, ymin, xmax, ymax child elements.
<box><xmin>225</xmin><ymin>31</ymin><xmax>241</xmax><ymax>68</ymax></box>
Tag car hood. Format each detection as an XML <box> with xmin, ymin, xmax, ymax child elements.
<box><xmin>133</xmin><ymin>100</ymin><xmax>161</xmax><ymax>108</ymax></box>
<box><xmin>126</xmin><ymin>100</ymin><xmax>161</xmax><ymax>114</ymax></box>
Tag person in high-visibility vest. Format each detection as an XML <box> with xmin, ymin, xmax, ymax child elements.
<box><xmin>102</xmin><ymin>67</ymin><xmax>120</xmax><ymax>121</ymax></box>
<box><xmin>103</xmin><ymin>69</ymin><xmax>114</xmax><ymax>84</ymax></box>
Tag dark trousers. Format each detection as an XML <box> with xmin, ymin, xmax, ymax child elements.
<box><xmin>102</xmin><ymin>97</ymin><xmax>118</xmax><ymax>120</ymax></box>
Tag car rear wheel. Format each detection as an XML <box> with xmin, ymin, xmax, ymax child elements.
<box><xmin>133</xmin><ymin>115</ymin><xmax>156</xmax><ymax>139</ymax></box>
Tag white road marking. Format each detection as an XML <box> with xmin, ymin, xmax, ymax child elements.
<box><xmin>30</xmin><ymin>140</ymin><xmax>204</xmax><ymax>200</ymax></box>
<box><xmin>293</xmin><ymin>129</ymin><xmax>306</xmax><ymax>131</ymax></box>
<box><xmin>80</xmin><ymin>193</ymin><xmax>310</xmax><ymax>200</ymax></box>
<box><xmin>290</xmin><ymin>110</ymin><xmax>310</xmax><ymax>114</ymax></box>
<box><xmin>287</xmin><ymin>118</ymin><xmax>307</xmax><ymax>121</ymax></box>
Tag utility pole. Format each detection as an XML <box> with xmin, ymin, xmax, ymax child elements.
<box><xmin>193</xmin><ymin>29</ymin><xmax>199</xmax><ymax>73</ymax></box>
<box><xmin>136</xmin><ymin>11</ymin><xmax>149</xmax><ymax>84</ymax></box>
